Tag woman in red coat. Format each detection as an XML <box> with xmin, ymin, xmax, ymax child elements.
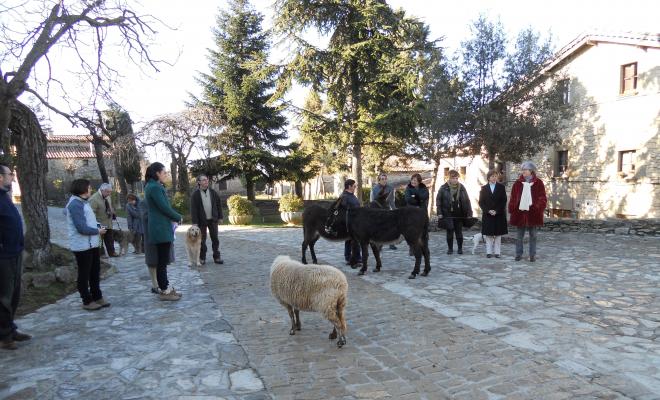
<box><xmin>508</xmin><ymin>161</ymin><xmax>547</xmax><ymax>262</ymax></box>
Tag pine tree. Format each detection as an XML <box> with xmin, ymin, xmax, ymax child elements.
<box><xmin>194</xmin><ymin>0</ymin><xmax>288</xmax><ymax>200</ymax></box>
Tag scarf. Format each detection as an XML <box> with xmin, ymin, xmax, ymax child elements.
<box><xmin>519</xmin><ymin>181</ymin><xmax>534</xmax><ymax>211</ymax></box>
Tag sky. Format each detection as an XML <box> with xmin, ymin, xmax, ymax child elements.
<box><xmin>33</xmin><ymin>0</ymin><xmax>660</xmax><ymax>163</ymax></box>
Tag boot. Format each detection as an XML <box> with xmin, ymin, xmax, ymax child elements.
<box><xmin>457</xmin><ymin>238</ymin><xmax>463</xmax><ymax>254</ymax></box>
<box><xmin>446</xmin><ymin>237</ymin><xmax>453</xmax><ymax>255</ymax></box>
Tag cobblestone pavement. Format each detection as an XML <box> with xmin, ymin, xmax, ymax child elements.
<box><xmin>202</xmin><ymin>227</ymin><xmax>660</xmax><ymax>400</ymax></box>
<box><xmin>0</xmin><ymin>208</ymin><xmax>269</xmax><ymax>400</ymax></box>
<box><xmin>3</xmin><ymin>206</ymin><xmax>659</xmax><ymax>399</ymax></box>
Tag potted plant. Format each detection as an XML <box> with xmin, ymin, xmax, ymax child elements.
<box><xmin>227</xmin><ymin>194</ymin><xmax>256</xmax><ymax>225</ymax></box>
<box><xmin>279</xmin><ymin>193</ymin><xmax>304</xmax><ymax>225</ymax></box>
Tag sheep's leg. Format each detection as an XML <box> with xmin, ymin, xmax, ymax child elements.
<box><xmin>325</xmin><ymin>300</ymin><xmax>347</xmax><ymax>348</ymax></box>
<box><xmin>370</xmin><ymin>242</ymin><xmax>383</xmax><ymax>272</ymax></box>
<box><xmin>329</xmin><ymin>326</ymin><xmax>337</xmax><ymax>340</ymax></box>
<box><xmin>285</xmin><ymin>305</ymin><xmax>297</xmax><ymax>335</ymax></box>
<box><xmin>294</xmin><ymin>308</ymin><xmax>301</xmax><ymax>331</ymax></box>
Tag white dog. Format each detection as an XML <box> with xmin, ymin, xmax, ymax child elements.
<box><xmin>185</xmin><ymin>226</ymin><xmax>202</xmax><ymax>268</ymax></box>
<box><xmin>470</xmin><ymin>233</ymin><xmax>484</xmax><ymax>255</ymax></box>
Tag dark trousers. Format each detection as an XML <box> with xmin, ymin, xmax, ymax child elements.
<box><xmin>344</xmin><ymin>240</ymin><xmax>362</xmax><ymax>262</ymax></box>
<box><xmin>199</xmin><ymin>220</ymin><xmax>220</xmax><ymax>261</ymax></box>
<box><xmin>0</xmin><ymin>255</ymin><xmax>22</xmax><ymax>340</ymax></box>
<box><xmin>73</xmin><ymin>248</ymin><xmax>102</xmax><ymax>305</ymax></box>
<box><xmin>446</xmin><ymin>219</ymin><xmax>464</xmax><ymax>250</ymax></box>
<box><xmin>156</xmin><ymin>242</ymin><xmax>172</xmax><ymax>291</ymax></box>
<box><xmin>102</xmin><ymin>229</ymin><xmax>116</xmax><ymax>256</ymax></box>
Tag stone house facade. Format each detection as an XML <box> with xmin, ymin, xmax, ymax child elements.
<box><xmin>526</xmin><ymin>32</ymin><xmax>659</xmax><ymax>219</ymax></box>
<box><xmin>45</xmin><ymin>134</ymin><xmax>115</xmax><ymax>201</ymax></box>
<box><xmin>430</xmin><ymin>32</ymin><xmax>659</xmax><ymax>220</ymax></box>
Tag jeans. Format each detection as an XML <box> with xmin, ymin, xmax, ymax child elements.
<box><xmin>156</xmin><ymin>242</ymin><xmax>172</xmax><ymax>291</ymax></box>
<box><xmin>0</xmin><ymin>255</ymin><xmax>22</xmax><ymax>340</ymax></box>
<box><xmin>73</xmin><ymin>248</ymin><xmax>102</xmax><ymax>305</ymax></box>
<box><xmin>344</xmin><ymin>240</ymin><xmax>362</xmax><ymax>262</ymax></box>
<box><xmin>516</xmin><ymin>226</ymin><xmax>537</xmax><ymax>257</ymax></box>
<box><xmin>200</xmin><ymin>220</ymin><xmax>220</xmax><ymax>261</ymax></box>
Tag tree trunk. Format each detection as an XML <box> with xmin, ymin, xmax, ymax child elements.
<box><xmin>351</xmin><ymin>142</ymin><xmax>363</xmax><ymax>204</ymax></box>
<box><xmin>177</xmin><ymin>157</ymin><xmax>189</xmax><ymax>195</ymax></box>
<box><xmin>487</xmin><ymin>150</ymin><xmax>496</xmax><ymax>170</ymax></box>
<box><xmin>428</xmin><ymin>160</ymin><xmax>441</xmax><ymax>217</ymax></box>
<box><xmin>114</xmin><ymin>160</ymin><xmax>128</xmax><ymax>208</ymax></box>
<box><xmin>0</xmin><ymin>97</ymin><xmax>12</xmax><ymax>163</ymax></box>
<box><xmin>294</xmin><ymin>181</ymin><xmax>303</xmax><ymax>198</ymax></box>
<box><xmin>9</xmin><ymin>101</ymin><xmax>51</xmax><ymax>271</ymax></box>
<box><xmin>91</xmin><ymin>136</ymin><xmax>109</xmax><ymax>183</ymax></box>
<box><xmin>246</xmin><ymin>179</ymin><xmax>255</xmax><ymax>201</ymax></box>
<box><xmin>170</xmin><ymin>155</ymin><xmax>178</xmax><ymax>192</ymax></box>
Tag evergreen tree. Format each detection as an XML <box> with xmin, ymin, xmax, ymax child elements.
<box><xmin>194</xmin><ymin>0</ymin><xmax>288</xmax><ymax>200</ymax></box>
<box><xmin>274</xmin><ymin>0</ymin><xmax>431</xmax><ymax>198</ymax></box>
<box><xmin>460</xmin><ymin>16</ymin><xmax>574</xmax><ymax>168</ymax></box>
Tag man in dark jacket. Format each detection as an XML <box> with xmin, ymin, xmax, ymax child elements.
<box><xmin>0</xmin><ymin>163</ymin><xmax>30</xmax><ymax>350</ymax></box>
<box><xmin>190</xmin><ymin>174</ymin><xmax>224</xmax><ymax>264</ymax></box>
<box><xmin>341</xmin><ymin>179</ymin><xmax>361</xmax><ymax>265</ymax></box>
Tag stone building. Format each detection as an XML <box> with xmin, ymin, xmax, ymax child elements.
<box><xmin>525</xmin><ymin>32</ymin><xmax>659</xmax><ymax>219</ymax></box>
<box><xmin>45</xmin><ymin>134</ymin><xmax>115</xmax><ymax>201</ymax></box>
<box><xmin>430</xmin><ymin>32</ymin><xmax>659</xmax><ymax>220</ymax></box>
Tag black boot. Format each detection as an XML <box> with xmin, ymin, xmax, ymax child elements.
<box><xmin>457</xmin><ymin>237</ymin><xmax>463</xmax><ymax>254</ymax></box>
<box><xmin>446</xmin><ymin>237</ymin><xmax>453</xmax><ymax>255</ymax></box>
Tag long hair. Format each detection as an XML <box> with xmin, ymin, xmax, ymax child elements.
<box><xmin>145</xmin><ymin>162</ymin><xmax>165</xmax><ymax>182</ymax></box>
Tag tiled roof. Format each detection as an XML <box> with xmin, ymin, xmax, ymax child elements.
<box><xmin>383</xmin><ymin>156</ymin><xmax>435</xmax><ymax>172</ymax></box>
<box><xmin>46</xmin><ymin>145</ymin><xmax>112</xmax><ymax>159</ymax></box>
<box><xmin>544</xmin><ymin>31</ymin><xmax>660</xmax><ymax>73</ymax></box>
<box><xmin>47</xmin><ymin>135</ymin><xmax>94</xmax><ymax>142</ymax></box>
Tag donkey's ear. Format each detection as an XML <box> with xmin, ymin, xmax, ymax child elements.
<box><xmin>331</xmin><ymin>196</ymin><xmax>343</xmax><ymax>209</ymax></box>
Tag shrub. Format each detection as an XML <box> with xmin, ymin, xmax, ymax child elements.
<box><xmin>227</xmin><ymin>194</ymin><xmax>256</xmax><ymax>216</ymax></box>
<box><xmin>278</xmin><ymin>193</ymin><xmax>304</xmax><ymax>212</ymax></box>
<box><xmin>395</xmin><ymin>189</ymin><xmax>406</xmax><ymax>207</ymax></box>
<box><xmin>171</xmin><ymin>192</ymin><xmax>190</xmax><ymax>221</ymax></box>
<box><xmin>361</xmin><ymin>187</ymin><xmax>371</xmax><ymax>203</ymax></box>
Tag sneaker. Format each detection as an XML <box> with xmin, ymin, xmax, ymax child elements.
<box><xmin>13</xmin><ymin>331</ymin><xmax>31</xmax><ymax>342</ymax></box>
<box><xmin>95</xmin><ymin>298</ymin><xmax>111</xmax><ymax>308</ymax></box>
<box><xmin>159</xmin><ymin>287</ymin><xmax>181</xmax><ymax>301</ymax></box>
<box><xmin>515</xmin><ymin>256</ymin><xmax>522</xmax><ymax>261</ymax></box>
<box><xmin>530</xmin><ymin>256</ymin><xmax>536</xmax><ymax>262</ymax></box>
<box><xmin>214</xmin><ymin>258</ymin><xmax>224</xmax><ymax>265</ymax></box>
<box><xmin>200</xmin><ymin>259</ymin><xmax>206</xmax><ymax>265</ymax></box>
<box><xmin>1</xmin><ymin>339</ymin><xmax>17</xmax><ymax>350</ymax></box>
<box><xmin>495</xmin><ymin>254</ymin><xmax>501</xmax><ymax>258</ymax></box>
<box><xmin>82</xmin><ymin>302</ymin><xmax>103</xmax><ymax>311</ymax></box>
<box><xmin>487</xmin><ymin>254</ymin><xmax>492</xmax><ymax>258</ymax></box>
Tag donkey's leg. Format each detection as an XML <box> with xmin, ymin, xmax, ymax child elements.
<box><xmin>309</xmin><ymin>234</ymin><xmax>320</xmax><ymax>264</ymax></box>
<box><xmin>370</xmin><ymin>242</ymin><xmax>383</xmax><ymax>272</ymax></box>
<box><xmin>422</xmin><ymin>241</ymin><xmax>431</xmax><ymax>276</ymax></box>
<box><xmin>301</xmin><ymin>239</ymin><xmax>308</xmax><ymax>264</ymax></box>
<box><xmin>408</xmin><ymin>240</ymin><xmax>422</xmax><ymax>279</ymax></box>
<box><xmin>358</xmin><ymin>241</ymin><xmax>369</xmax><ymax>275</ymax></box>
<box><xmin>294</xmin><ymin>309</ymin><xmax>301</xmax><ymax>331</ymax></box>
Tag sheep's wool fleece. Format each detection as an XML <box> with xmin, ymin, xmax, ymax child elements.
<box><xmin>270</xmin><ymin>255</ymin><xmax>348</xmax><ymax>313</ymax></box>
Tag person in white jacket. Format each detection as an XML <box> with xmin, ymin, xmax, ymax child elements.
<box><xmin>65</xmin><ymin>179</ymin><xmax>111</xmax><ymax>311</ymax></box>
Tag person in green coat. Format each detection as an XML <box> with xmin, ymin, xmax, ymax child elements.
<box><xmin>144</xmin><ymin>162</ymin><xmax>182</xmax><ymax>301</ymax></box>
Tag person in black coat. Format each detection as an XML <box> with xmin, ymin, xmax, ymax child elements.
<box><xmin>478</xmin><ymin>170</ymin><xmax>508</xmax><ymax>258</ymax></box>
<box><xmin>190</xmin><ymin>174</ymin><xmax>224</xmax><ymax>264</ymax></box>
<box><xmin>436</xmin><ymin>170</ymin><xmax>473</xmax><ymax>254</ymax></box>
<box><xmin>340</xmin><ymin>179</ymin><xmax>362</xmax><ymax>265</ymax></box>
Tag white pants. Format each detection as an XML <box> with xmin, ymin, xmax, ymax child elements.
<box><xmin>485</xmin><ymin>235</ymin><xmax>502</xmax><ymax>255</ymax></box>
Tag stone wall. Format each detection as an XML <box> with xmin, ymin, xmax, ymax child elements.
<box><xmin>541</xmin><ymin>218</ymin><xmax>659</xmax><ymax>236</ymax></box>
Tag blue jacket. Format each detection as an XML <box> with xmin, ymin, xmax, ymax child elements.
<box><xmin>65</xmin><ymin>196</ymin><xmax>101</xmax><ymax>252</ymax></box>
<box><xmin>126</xmin><ymin>198</ymin><xmax>144</xmax><ymax>234</ymax></box>
<box><xmin>340</xmin><ymin>190</ymin><xmax>360</xmax><ymax>209</ymax></box>
<box><xmin>0</xmin><ymin>191</ymin><xmax>24</xmax><ymax>259</ymax></box>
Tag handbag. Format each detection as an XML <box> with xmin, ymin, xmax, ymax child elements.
<box><xmin>437</xmin><ymin>217</ymin><xmax>449</xmax><ymax>230</ymax></box>
<box><xmin>463</xmin><ymin>217</ymin><xmax>478</xmax><ymax>228</ymax></box>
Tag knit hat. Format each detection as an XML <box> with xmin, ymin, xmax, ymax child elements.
<box><xmin>520</xmin><ymin>161</ymin><xmax>537</xmax><ymax>172</ymax></box>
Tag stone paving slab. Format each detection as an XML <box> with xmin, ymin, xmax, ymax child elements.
<box><xmin>202</xmin><ymin>227</ymin><xmax>659</xmax><ymax>399</ymax></box>
<box><xmin>0</xmin><ymin>208</ymin><xmax>269</xmax><ymax>400</ymax></box>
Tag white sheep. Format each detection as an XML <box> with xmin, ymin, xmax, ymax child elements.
<box><xmin>270</xmin><ymin>255</ymin><xmax>348</xmax><ymax>348</ymax></box>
